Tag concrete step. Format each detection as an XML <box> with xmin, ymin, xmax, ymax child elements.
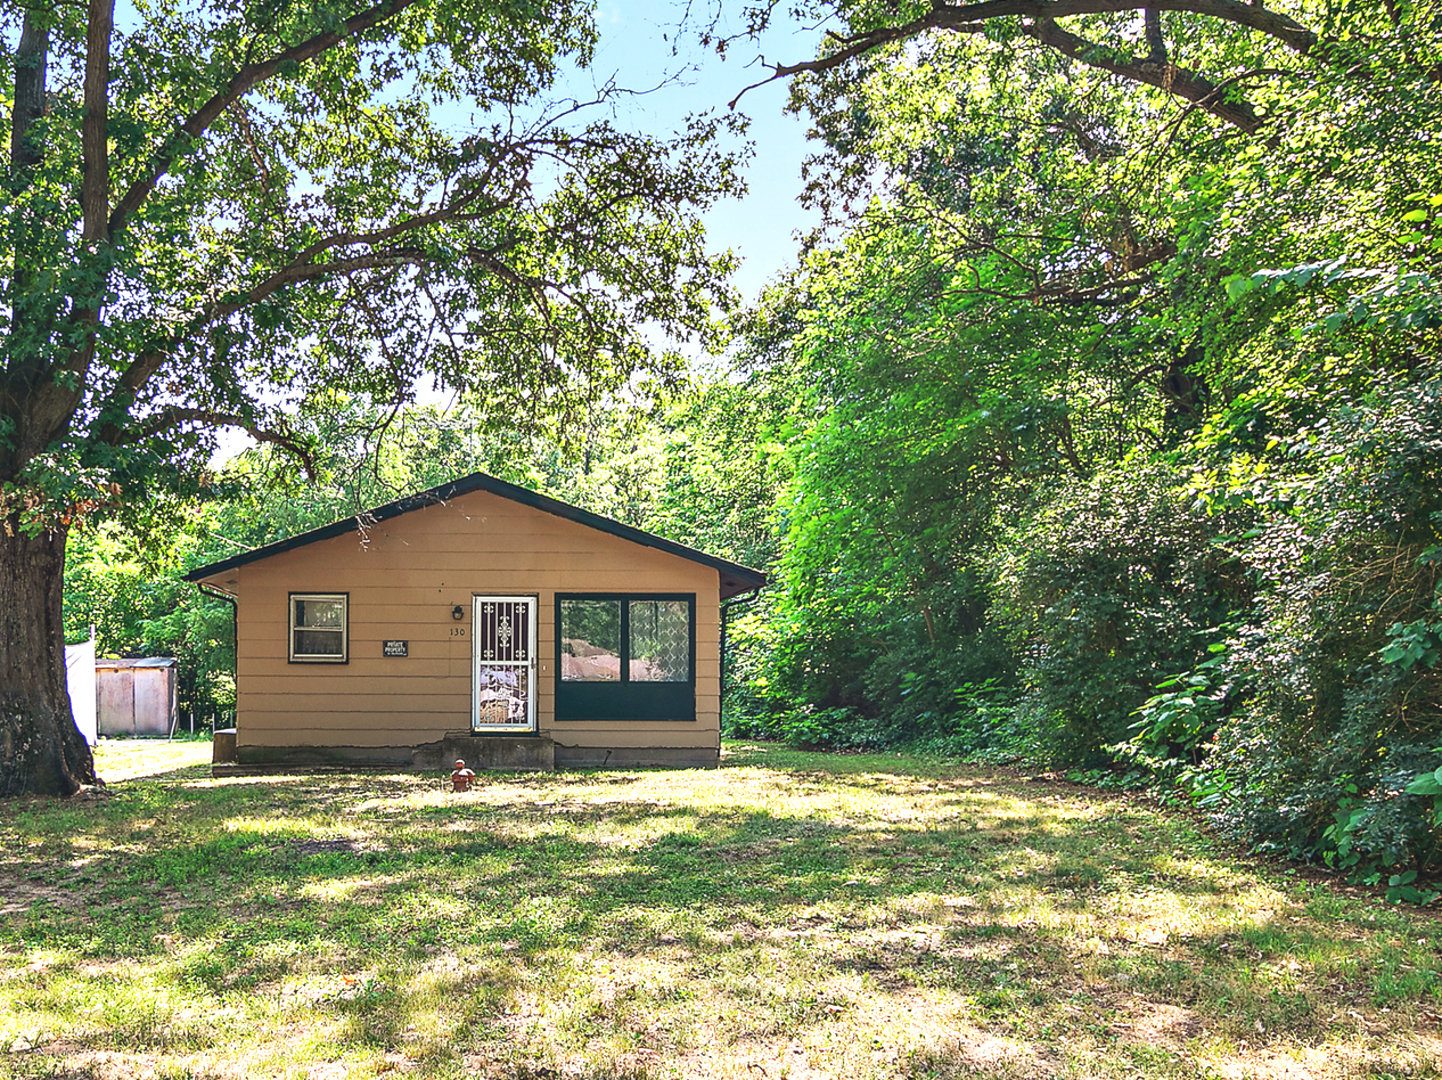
<box><xmin>429</xmin><ymin>732</ymin><xmax>555</xmax><ymax>772</ymax></box>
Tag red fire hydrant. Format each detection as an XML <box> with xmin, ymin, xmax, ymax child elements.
<box><xmin>451</xmin><ymin>759</ymin><xmax>477</xmax><ymax>793</ymax></box>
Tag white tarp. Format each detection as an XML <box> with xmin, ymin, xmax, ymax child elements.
<box><xmin>64</xmin><ymin>639</ymin><xmax>97</xmax><ymax>745</ymax></box>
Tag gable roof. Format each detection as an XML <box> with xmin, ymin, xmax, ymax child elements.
<box><xmin>184</xmin><ymin>471</ymin><xmax>767</xmax><ymax>600</ymax></box>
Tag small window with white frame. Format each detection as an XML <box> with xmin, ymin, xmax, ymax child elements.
<box><xmin>289</xmin><ymin>593</ymin><xmax>348</xmax><ymax>662</ymax></box>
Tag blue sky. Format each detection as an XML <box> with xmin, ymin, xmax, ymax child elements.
<box><xmin>562</xmin><ymin>0</ymin><xmax>824</xmax><ymax>302</ymax></box>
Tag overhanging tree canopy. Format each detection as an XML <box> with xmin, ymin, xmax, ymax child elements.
<box><xmin>730</xmin><ymin>0</ymin><xmax>1375</xmax><ymax>131</ymax></box>
<box><xmin>1</xmin><ymin>0</ymin><xmax>745</xmax><ymax>796</ymax></box>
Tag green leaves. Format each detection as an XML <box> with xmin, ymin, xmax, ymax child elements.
<box><xmin>1226</xmin><ymin>259</ymin><xmax>1442</xmax><ymax>335</ymax></box>
<box><xmin>713</xmin><ymin>0</ymin><xmax>1442</xmax><ymax>897</ymax></box>
<box><xmin>1405</xmin><ymin>768</ymin><xmax>1442</xmax><ymax>797</ymax></box>
<box><xmin>1385</xmin><ymin>869</ymin><xmax>1441</xmax><ymax>906</ymax></box>
<box><xmin>4</xmin><ymin>0</ymin><xmax>747</xmax><ymax>523</ymax></box>
<box><xmin>1379</xmin><ymin>620</ymin><xmax>1442</xmax><ymax>672</ymax></box>
<box><xmin>1401</xmin><ymin>757</ymin><xmax>1442</xmax><ymax>878</ymax></box>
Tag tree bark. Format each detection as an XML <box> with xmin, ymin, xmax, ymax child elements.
<box><xmin>5</xmin><ymin>11</ymin><xmax>53</xmax><ymax>477</ymax></box>
<box><xmin>0</xmin><ymin>523</ymin><xmax>95</xmax><ymax>798</ymax></box>
<box><xmin>9</xmin><ymin>11</ymin><xmax>48</xmax><ymax>169</ymax></box>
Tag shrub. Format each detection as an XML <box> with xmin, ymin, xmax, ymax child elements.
<box><xmin>989</xmin><ymin>460</ymin><xmax>1249</xmax><ymax>765</ymax></box>
<box><xmin>1202</xmin><ymin>374</ymin><xmax>1442</xmax><ymax>879</ymax></box>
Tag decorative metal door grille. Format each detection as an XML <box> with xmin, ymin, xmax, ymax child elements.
<box><xmin>473</xmin><ymin>596</ymin><xmax>536</xmax><ymax>731</ymax></box>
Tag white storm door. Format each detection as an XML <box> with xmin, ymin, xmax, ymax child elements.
<box><xmin>472</xmin><ymin>596</ymin><xmax>538</xmax><ymax>732</ymax></box>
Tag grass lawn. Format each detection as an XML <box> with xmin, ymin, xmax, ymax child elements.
<box><xmin>2</xmin><ymin>741</ymin><xmax>1440</xmax><ymax>1079</ymax></box>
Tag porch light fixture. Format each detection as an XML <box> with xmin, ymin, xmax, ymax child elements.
<box><xmin>452</xmin><ymin>605</ymin><xmax>465</xmax><ymax>620</ymax></box>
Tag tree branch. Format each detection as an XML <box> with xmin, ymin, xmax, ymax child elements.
<box><xmin>83</xmin><ymin>0</ymin><xmax>113</xmax><ymax>247</ymax></box>
<box><xmin>96</xmin><ymin>247</ymin><xmax>429</xmax><ymax>441</ymax></box>
<box><xmin>933</xmin><ymin>0</ymin><xmax>1319</xmax><ymax>52</ymax></box>
<box><xmin>116</xmin><ymin>407</ymin><xmax>318</xmax><ymax>477</ymax></box>
<box><xmin>9</xmin><ymin>11</ymin><xmax>48</xmax><ymax>169</ymax></box>
<box><xmin>94</xmin><ymin>118</ymin><xmax>670</xmax><ymax>445</ymax></box>
<box><xmin>731</xmin><ymin>0</ymin><xmax>1318</xmax><ymax>115</ymax></box>
<box><xmin>1025</xmin><ymin>17</ymin><xmax>1263</xmax><ymax>133</ymax></box>
<box><xmin>103</xmin><ymin>194</ymin><xmax>527</xmax><ymax>414</ymax></box>
<box><xmin>1144</xmin><ymin>7</ymin><xmax>1168</xmax><ymax>62</ymax></box>
<box><xmin>107</xmin><ymin>0</ymin><xmax>419</xmax><ymax>238</ymax></box>
<box><xmin>10</xmin><ymin>0</ymin><xmax>116</xmax><ymax>467</ymax></box>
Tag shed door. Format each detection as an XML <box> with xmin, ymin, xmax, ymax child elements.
<box><xmin>98</xmin><ymin>668</ymin><xmax>135</xmax><ymax>736</ymax></box>
<box><xmin>133</xmin><ymin>669</ymin><xmax>172</xmax><ymax>737</ymax></box>
<box><xmin>472</xmin><ymin>596</ymin><xmax>537</xmax><ymax>732</ymax></box>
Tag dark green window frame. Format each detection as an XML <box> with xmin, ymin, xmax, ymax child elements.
<box><xmin>555</xmin><ymin>593</ymin><xmax>696</xmax><ymax>722</ymax></box>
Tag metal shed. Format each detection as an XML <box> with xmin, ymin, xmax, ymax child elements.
<box><xmin>96</xmin><ymin>657</ymin><xmax>179</xmax><ymax>738</ymax></box>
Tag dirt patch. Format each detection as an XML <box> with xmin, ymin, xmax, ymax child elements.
<box><xmin>1125</xmin><ymin>1001</ymin><xmax>1206</xmax><ymax>1045</ymax></box>
<box><xmin>0</xmin><ymin>882</ymin><xmax>86</xmax><ymax>917</ymax></box>
<box><xmin>1207</xmin><ymin>1047</ymin><xmax>1345</xmax><ymax>1080</ymax></box>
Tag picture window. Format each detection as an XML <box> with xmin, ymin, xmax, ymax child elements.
<box><xmin>560</xmin><ymin>597</ymin><xmax>691</xmax><ymax>682</ymax></box>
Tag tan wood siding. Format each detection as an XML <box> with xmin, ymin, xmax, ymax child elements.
<box><xmin>205</xmin><ymin>489</ymin><xmax>726</xmax><ymax>756</ymax></box>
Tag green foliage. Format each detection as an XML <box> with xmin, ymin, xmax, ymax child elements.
<box><xmin>991</xmin><ymin>461</ymin><xmax>1247</xmax><ymax>763</ymax></box>
<box><xmin>63</xmin><ymin>523</ymin><xmax>236</xmax><ymax>715</ymax></box>
<box><xmin>1404</xmin><ymin>758</ymin><xmax>1442</xmax><ymax>869</ymax></box>
<box><xmin>1120</xmin><ymin>649</ymin><xmax>1230</xmax><ymax>792</ymax></box>
<box><xmin>1201</xmin><ymin>375</ymin><xmax>1442</xmax><ymax>882</ymax></box>
<box><xmin>1384</xmin><ymin>869</ymin><xmax>1441</xmax><ymax>907</ymax></box>
<box><xmin>713</xmin><ymin>0</ymin><xmax>1442</xmax><ymax>901</ymax></box>
<box><xmin>1380</xmin><ymin>618</ymin><xmax>1442</xmax><ymax>672</ymax></box>
<box><xmin>902</xmin><ymin>678</ymin><xmax>1031</xmax><ymax>762</ymax></box>
<box><xmin>3</xmin><ymin>0</ymin><xmax>745</xmax><ymax>518</ymax></box>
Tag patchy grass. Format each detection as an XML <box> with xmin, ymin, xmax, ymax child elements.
<box><xmin>90</xmin><ymin>737</ymin><xmax>213</xmax><ymax>783</ymax></box>
<box><xmin>2</xmin><ymin>741</ymin><xmax>1440</xmax><ymax>1080</ymax></box>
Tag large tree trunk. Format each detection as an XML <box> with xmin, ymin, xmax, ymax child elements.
<box><xmin>0</xmin><ymin>522</ymin><xmax>95</xmax><ymax>797</ymax></box>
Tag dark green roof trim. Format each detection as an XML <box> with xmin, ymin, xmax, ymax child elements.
<box><xmin>184</xmin><ymin>471</ymin><xmax>767</xmax><ymax>600</ymax></box>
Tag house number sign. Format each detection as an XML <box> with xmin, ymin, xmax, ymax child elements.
<box><xmin>383</xmin><ymin>640</ymin><xmax>408</xmax><ymax>657</ymax></box>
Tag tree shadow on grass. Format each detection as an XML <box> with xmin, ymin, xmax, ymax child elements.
<box><xmin>61</xmin><ymin>799</ymin><xmax>1298</xmax><ymax>962</ymax></box>
<box><xmin>5</xmin><ymin>764</ymin><xmax>1441</xmax><ymax>1080</ymax></box>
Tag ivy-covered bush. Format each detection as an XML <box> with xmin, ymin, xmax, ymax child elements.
<box><xmin>990</xmin><ymin>460</ymin><xmax>1249</xmax><ymax>764</ymax></box>
<box><xmin>1204</xmin><ymin>375</ymin><xmax>1442</xmax><ymax>879</ymax></box>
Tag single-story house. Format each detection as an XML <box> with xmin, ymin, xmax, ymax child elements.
<box><xmin>185</xmin><ymin>472</ymin><xmax>765</xmax><ymax>771</ymax></box>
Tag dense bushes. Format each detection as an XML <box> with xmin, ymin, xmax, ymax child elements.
<box><xmin>1200</xmin><ymin>375</ymin><xmax>1442</xmax><ymax>879</ymax></box>
<box><xmin>990</xmin><ymin>462</ymin><xmax>1249</xmax><ymax>764</ymax></box>
<box><xmin>734</xmin><ymin>578</ymin><xmax>1015</xmax><ymax>750</ymax></box>
<box><xmin>732</xmin><ymin>374</ymin><xmax>1442</xmax><ymax>881</ymax></box>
